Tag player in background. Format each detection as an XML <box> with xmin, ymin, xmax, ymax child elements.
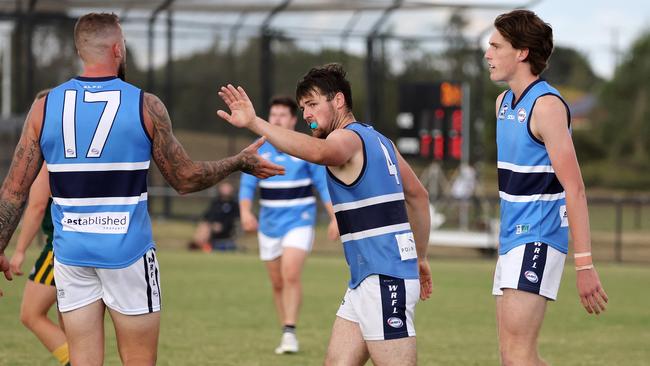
<box><xmin>218</xmin><ymin>64</ymin><xmax>432</xmax><ymax>366</ymax></box>
<box><xmin>239</xmin><ymin>96</ymin><xmax>338</xmax><ymax>354</ymax></box>
<box><xmin>485</xmin><ymin>9</ymin><xmax>608</xmax><ymax>365</ymax></box>
<box><xmin>0</xmin><ymin>12</ymin><xmax>284</xmax><ymax>365</ymax></box>
<box><xmin>10</xmin><ymin>161</ymin><xmax>70</xmax><ymax>366</ymax></box>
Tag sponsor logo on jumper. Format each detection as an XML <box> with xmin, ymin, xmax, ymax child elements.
<box><xmin>559</xmin><ymin>205</ymin><xmax>569</xmax><ymax>227</ymax></box>
<box><xmin>517</xmin><ymin>108</ymin><xmax>527</xmax><ymax>123</ymax></box>
<box><xmin>499</xmin><ymin>104</ymin><xmax>509</xmax><ymax>120</ymax></box>
<box><xmin>396</xmin><ymin>232</ymin><xmax>417</xmax><ymax>261</ymax></box>
<box><xmin>515</xmin><ymin>224</ymin><xmax>530</xmax><ymax>235</ymax></box>
<box><xmin>62</xmin><ymin>212</ymin><xmax>129</xmax><ymax>234</ymax></box>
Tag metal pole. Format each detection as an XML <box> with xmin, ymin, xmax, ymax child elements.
<box><xmin>146</xmin><ymin>0</ymin><xmax>173</xmax><ymax>218</ymax></box>
<box><xmin>1</xmin><ymin>22</ymin><xmax>13</xmax><ymax>117</ymax></box>
<box><xmin>165</xmin><ymin>7</ymin><xmax>173</xmax><ymax>115</ymax></box>
<box><xmin>364</xmin><ymin>37</ymin><xmax>375</xmax><ymax>122</ymax></box>
<box><xmin>227</xmin><ymin>13</ymin><xmax>247</xmax><ymax>156</ymax></box>
<box><xmin>13</xmin><ymin>0</ymin><xmax>23</xmax><ymax>111</ymax></box>
<box><xmin>365</xmin><ymin>0</ymin><xmax>403</xmax><ymax>124</ymax></box>
<box><xmin>147</xmin><ymin>0</ymin><xmax>174</xmax><ymax>94</ymax></box>
<box><xmin>147</xmin><ymin>16</ymin><xmax>155</xmax><ymax>93</ymax></box>
<box><xmin>339</xmin><ymin>10</ymin><xmax>361</xmax><ymax>67</ymax></box>
<box><xmin>461</xmin><ymin>82</ymin><xmax>471</xmax><ymax>166</ymax></box>
<box><xmin>260</xmin><ymin>0</ymin><xmax>291</xmax><ymax>116</ymax></box>
<box><xmin>615</xmin><ymin>200</ymin><xmax>623</xmax><ymax>262</ymax></box>
<box><xmin>163</xmin><ymin>3</ymin><xmax>174</xmax><ymax>218</ymax></box>
<box><xmin>25</xmin><ymin>0</ymin><xmax>37</xmax><ymax>104</ymax></box>
<box><xmin>260</xmin><ymin>31</ymin><xmax>272</xmax><ymax>115</ymax></box>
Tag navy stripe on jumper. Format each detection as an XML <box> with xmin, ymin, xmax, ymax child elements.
<box><xmin>259</xmin><ymin>185</ymin><xmax>313</xmax><ymax>200</ymax></box>
<box><xmin>498</xmin><ymin>169</ymin><xmax>563</xmax><ymax>196</ymax></box>
<box><xmin>335</xmin><ymin>200</ymin><xmax>408</xmax><ymax>236</ymax></box>
<box><xmin>50</xmin><ymin>170</ymin><xmax>148</xmax><ymax>199</ymax></box>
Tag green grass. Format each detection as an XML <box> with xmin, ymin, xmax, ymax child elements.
<box><xmin>0</xmin><ymin>248</ymin><xmax>648</xmax><ymax>365</ymax></box>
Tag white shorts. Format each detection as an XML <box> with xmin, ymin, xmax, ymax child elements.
<box><xmin>54</xmin><ymin>248</ymin><xmax>162</xmax><ymax>315</ymax></box>
<box><xmin>258</xmin><ymin>226</ymin><xmax>314</xmax><ymax>261</ymax></box>
<box><xmin>336</xmin><ymin>274</ymin><xmax>419</xmax><ymax>341</ymax></box>
<box><xmin>492</xmin><ymin>242</ymin><xmax>566</xmax><ymax>300</ymax></box>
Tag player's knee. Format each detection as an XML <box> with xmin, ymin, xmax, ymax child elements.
<box><xmin>19</xmin><ymin>309</ymin><xmax>38</xmax><ymax>329</ymax></box>
<box><xmin>282</xmin><ymin>270</ymin><xmax>301</xmax><ymax>286</ymax></box>
<box><xmin>270</xmin><ymin>279</ymin><xmax>284</xmax><ymax>293</ymax></box>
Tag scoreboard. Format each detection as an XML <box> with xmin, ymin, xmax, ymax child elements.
<box><xmin>396</xmin><ymin>81</ymin><xmax>465</xmax><ymax>161</ymax></box>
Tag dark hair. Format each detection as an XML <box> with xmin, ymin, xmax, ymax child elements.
<box><xmin>494</xmin><ymin>10</ymin><xmax>553</xmax><ymax>76</ymax></box>
<box><xmin>296</xmin><ymin>63</ymin><xmax>353</xmax><ymax>111</ymax></box>
<box><xmin>270</xmin><ymin>96</ymin><xmax>298</xmax><ymax>117</ymax></box>
<box><xmin>74</xmin><ymin>13</ymin><xmax>120</xmax><ymax>48</ymax></box>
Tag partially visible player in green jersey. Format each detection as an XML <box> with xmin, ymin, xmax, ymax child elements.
<box><xmin>10</xmin><ymin>160</ymin><xmax>70</xmax><ymax>365</ymax></box>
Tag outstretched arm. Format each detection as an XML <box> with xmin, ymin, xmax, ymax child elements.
<box><xmin>9</xmin><ymin>163</ymin><xmax>50</xmax><ymax>276</ymax></box>
<box><xmin>143</xmin><ymin>93</ymin><xmax>284</xmax><ymax>194</ymax></box>
<box><xmin>217</xmin><ymin>85</ymin><xmax>360</xmax><ymax>167</ymax></box>
<box><xmin>0</xmin><ymin>97</ymin><xmax>45</xmax><ymax>294</ymax></box>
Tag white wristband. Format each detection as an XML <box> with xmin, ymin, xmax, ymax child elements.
<box><xmin>575</xmin><ymin>264</ymin><xmax>594</xmax><ymax>271</ymax></box>
<box><xmin>574</xmin><ymin>252</ymin><xmax>592</xmax><ymax>259</ymax></box>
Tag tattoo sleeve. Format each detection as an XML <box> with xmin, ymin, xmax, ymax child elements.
<box><xmin>145</xmin><ymin>93</ymin><xmax>246</xmax><ymax>194</ymax></box>
<box><xmin>0</xmin><ymin>121</ymin><xmax>43</xmax><ymax>254</ymax></box>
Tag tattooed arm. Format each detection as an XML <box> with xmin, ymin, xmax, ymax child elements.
<box><xmin>142</xmin><ymin>93</ymin><xmax>284</xmax><ymax>195</ymax></box>
<box><xmin>0</xmin><ymin>98</ymin><xmax>45</xmax><ymax>293</ymax></box>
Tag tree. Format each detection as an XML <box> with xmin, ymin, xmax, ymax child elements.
<box><xmin>593</xmin><ymin>32</ymin><xmax>650</xmax><ymax>167</ymax></box>
<box><xmin>542</xmin><ymin>46</ymin><xmax>603</xmax><ymax>90</ymax></box>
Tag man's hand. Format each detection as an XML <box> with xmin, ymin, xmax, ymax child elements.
<box><xmin>9</xmin><ymin>251</ymin><xmax>25</xmax><ymax>276</ymax></box>
<box><xmin>217</xmin><ymin>85</ymin><xmax>257</xmax><ymax>129</ymax></box>
<box><xmin>0</xmin><ymin>254</ymin><xmax>13</xmax><ymax>297</ymax></box>
<box><xmin>418</xmin><ymin>259</ymin><xmax>433</xmax><ymax>300</ymax></box>
<box><xmin>327</xmin><ymin>219</ymin><xmax>339</xmax><ymax>241</ymax></box>
<box><xmin>577</xmin><ymin>267</ymin><xmax>608</xmax><ymax>315</ymax></box>
<box><xmin>237</xmin><ymin>137</ymin><xmax>285</xmax><ymax>179</ymax></box>
<box><xmin>240</xmin><ymin>211</ymin><xmax>259</xmax><ymax>232</ymax></box>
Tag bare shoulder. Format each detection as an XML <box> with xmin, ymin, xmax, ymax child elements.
<box><xmin>141</xmin><ymin>92</ymin><xmax>171</xmax><ymax>137</ymax></box>
<box><xmin>26</xmin><ymin>96</ymin><xmax>47</xmax><ymax>136</ymax></box>
<box><xmin>143</xmin><ymin>92</ymin><xmax>163</xmax><ymax>105</ymax></box>
<box><xmin>142</xmin><ymin>92</ymin><xmax>168</xmax><ymax>119</ymax></box>
<box><xmin>328</xmin><ymin>128</ymin><xmax>363</xmax><ymax>153</ymax></box>
<box><xmin>496</xmin><ymin>90</ymin><xmax>507</xmax><ymax>105</ymax></box>
<box><xmin>532</xmin><ymin>95</ymin><xmax>568</xmax><ymax>125</ymax></box>
<box><xmin>495</xmin><ymin>90</ymin><xmax>507</xmax><ymax>115</ymax></box>
<box><xmin>328</xmin><ymin>127</ymin><xmax>359</xmax><ymax>140</ymax></box>
<box><xmin>530</xmin><ymin>95</ymin><xmax>570</xmax><ymax>143</ymax></box>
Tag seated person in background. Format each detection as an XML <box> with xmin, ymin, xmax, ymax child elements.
<box><xmin>188</xmin><ymin>182</ymin><xmax>239</xmax><ymax>252</ymax></box>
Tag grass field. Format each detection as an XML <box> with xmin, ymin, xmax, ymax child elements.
<box><xmin>1</xmin><ymin>247</ymin><xmax>649</xmax><ymax>365</ymax></box>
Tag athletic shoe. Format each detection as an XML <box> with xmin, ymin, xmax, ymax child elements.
<box><xmin>274</xmin><ymin>332</ymin><xmax>299</xmax><ymax>354</ymax></box>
